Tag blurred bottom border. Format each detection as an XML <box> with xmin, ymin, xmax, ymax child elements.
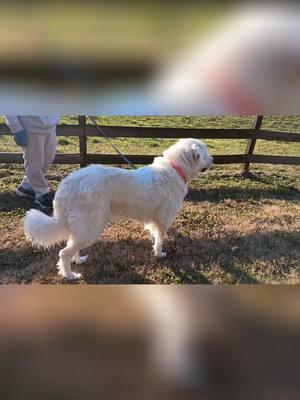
<box><xmin>0</xmin><ymin>286</ymin><xmax>299</xmax><ymax>400</ymax></box>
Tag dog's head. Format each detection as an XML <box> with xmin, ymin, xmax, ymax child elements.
<box><xmin>163</xmin><ymin>139</ymin><xmax>213</xmax><ymax>180</ymax></box>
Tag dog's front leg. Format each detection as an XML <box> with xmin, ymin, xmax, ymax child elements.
<box><xmin>153</xmin><ymin>210</ymin><xmax>177</xmax><ymax>258</ymax></box>
<box><xmin>153</xmin><ymin>226</ymin><xmax>167</xmax><ymax>258</ymax></box>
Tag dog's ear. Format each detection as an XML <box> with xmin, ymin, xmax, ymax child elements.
<box><xmin>191</xmin><ymin>144</ymin><xmax>200</xmax><ymax>162</ymax></box>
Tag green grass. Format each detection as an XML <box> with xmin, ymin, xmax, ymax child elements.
<box><xmin>0</xmin><ymin>116</ymin><xmax>299</xmax><ymax>284</ymax></box>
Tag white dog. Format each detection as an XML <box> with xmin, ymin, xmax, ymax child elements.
<box><xmin>24</xmin><ymin>139</ymin><xmax>213</xmax><ymax>280</ymax></box>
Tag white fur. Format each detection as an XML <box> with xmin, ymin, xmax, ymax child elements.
<box><xmin>24</xmin><ymin>139</ymin><xmax>213</xmax><ymax>280</ymax></box>
<box><xmin>24</xmin><ymin>209</ymin><xmax>69</xmax><ymax>248</ymax></box>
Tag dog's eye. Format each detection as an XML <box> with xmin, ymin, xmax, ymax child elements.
<box><xmin>192</xmin><ymin>152</ymin><xmax>200</xmax><ymax>162</ymax></box>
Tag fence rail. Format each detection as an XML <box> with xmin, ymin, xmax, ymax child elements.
<box><xmin>1</xmin><ymin>124</ymin><xmax>300</xmax><ymax>142</ymax></box>
<box><xmin>0</xmin><ymin>116</ymin><xmax>300</xmax><ymax>172</ymax></box>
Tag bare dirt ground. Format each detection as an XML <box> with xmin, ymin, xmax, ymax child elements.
<box><xmin>0</xmin><ymin>163</ymin><xmax>299</xmax><ymax>284</ymax></box>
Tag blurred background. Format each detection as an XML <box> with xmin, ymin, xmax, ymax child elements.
<box><xmin>0</xmin><ymin>286</ymin><xmax>299</xmax><ymax>400</ymax></box>
<box><xmin>0</xmin><ymin>4</ymin><xmax>299</xmax><ymax>398</ymax></box>
<box><xmin>0</xmin><ymin>1</ymin><xmax>299</xmax><ymax>114</ymax></box>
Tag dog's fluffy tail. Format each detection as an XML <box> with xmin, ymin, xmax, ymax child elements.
<box><xmin>24</xmin><ymin>209</ymin><xmax>69</xmax><ymax>248</ymax></box>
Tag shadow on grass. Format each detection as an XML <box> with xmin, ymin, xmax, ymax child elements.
<box><xmin>0</xmin><ymin>245</ymin><xmax>58</xmax><ymax>284</ymax></box>
<box><xmin>0</xmin><ymin>191</ymin><xmax>56</xmax><ymax>213</ymax></box>
<box><xmin>186</xmin><ymin>186</ymin><xmax>300</xmax><ymax>203</ymax></box>
<box><xmin>0</xmin><ymin>191</ymin><xmax>33</xmax><ymax>212</ymax></box>
<box><xmin>0</xmin><ymin>243</ymin><xmax>153</xmax><ymax>284</ymax></box>
<box><xmin>1</xmin><ymin>229</ymin><xmax>298</xmax><ymax>284</ymax></box>
<box><xmin>173</xmin><ymin>229</ymin><xmax>299</xmax><ymax>284</ymax></box>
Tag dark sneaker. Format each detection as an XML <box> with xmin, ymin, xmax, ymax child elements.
<box><xmin>34</xmin><ymin>193</ymin><xmax>53</xmax><ymax>215</ymax></box>
<box><xmin>15</xmin><ymin>186</ymin><xmax>35</xmax><ymax>199</ymax></box>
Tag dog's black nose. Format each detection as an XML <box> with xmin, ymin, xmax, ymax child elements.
<box><xmin>201</xmin><ymin>168</ymin><xmax>207</xmax><ymax>172</ymax></box>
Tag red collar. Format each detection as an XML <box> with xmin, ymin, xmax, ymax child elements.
<box><xmin>170</xmin><ymin>161</ymin><xmax>187</xmax><ymax>183</ymax></box>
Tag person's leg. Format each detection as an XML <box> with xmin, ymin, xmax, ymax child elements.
<box><xmin>42</xmin><ymin>130</ymin><xmax>57</xmax><ymax>177</ymax></box>
<box><xmin>19</xmin><ymin>177</ymin><xmax>33</xmax><ymax>192</ymax></box>
<box><xmin>31</xmin><ymin>131</ymin><xmax>57</xmax><ymax>213</ymax></box>
<box><xmin>22</xmin><ymin>133</ymin><xmax>49</xmax><ymax>197</ymax></box>
<box><xmin>17</xmin><ymin>141</ymin><xmax>36</xmax><ymax>198</ymax></box>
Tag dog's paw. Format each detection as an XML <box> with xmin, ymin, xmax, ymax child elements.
<box><xmin>63</xmin><ymin>271</ymin><xmax>82</xmax><ymax>281</ymax></box>
<box><xmin>57</xmin><ymin>263</ymin><xmax>82</xmax><ymax>280</ymax></box>
<box><xmin>72</xmin><ymin>254</ymin><xmax>89</xmax><ymax>265</ymax></box>
<box><xmin>68</xmin><ymin>272</ymin><xmax>82</xmax><ymax>280</ymax></box>
<box><xmin>154</xmin><ymin>251</ymin><xmax>167</xmax><ymax>259</ymax></box>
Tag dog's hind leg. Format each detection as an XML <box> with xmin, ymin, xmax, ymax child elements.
<box><xmin>58</xmin><ymin>233</ymin><xmax>98</xmax><ymax>280</ymax></box>
<box><xmin>57</xmin><ymin>208</ymin><xmax>110</xmax><ymax>280</ymax></box>
<box><xmin>72</xmin><ymin>252</ymin><xmax>89</xmax><ymax>265</ymax></box>
<box><xmin>57</xmin><ymin>239</ymin><xmax>85</xmax><ymax>280</ymax></box>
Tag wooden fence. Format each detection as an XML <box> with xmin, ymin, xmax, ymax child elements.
<box><xmin>0</xmin><ymin>116</ymin><xmax>299</xmax><ymax>174</ymax></box>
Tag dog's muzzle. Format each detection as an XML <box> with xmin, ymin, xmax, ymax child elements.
<box><xmin>201</xmin><ymin>156</ymin><xmax>213</xmax><ymax>172</ymax></box>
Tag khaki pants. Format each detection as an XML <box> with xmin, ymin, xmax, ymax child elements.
<box><xmin>21</xmin><ymin>131</ymin><xmax>57</xmax><ymax>198</ymax></box>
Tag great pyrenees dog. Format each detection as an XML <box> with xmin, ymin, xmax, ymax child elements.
<box><xmin>24</xmin><ymin>139</ymin><xmax>213</xmax><ymax>280</ymax></box>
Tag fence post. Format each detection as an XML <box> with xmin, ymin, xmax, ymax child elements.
<box><xmin>242</xmin><ymin>115</ymin><xmax>264</xmax><ymax>177</ymax></box>
<box><xmin>78</xmin><ymin>115</ymin><xmax>87</xmax><ymax>168</ymax></box>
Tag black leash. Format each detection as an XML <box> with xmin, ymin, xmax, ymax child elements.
<box><xmin>88</xmin><ymin>116</ymin><xmax>137</xmax><ymax>169</ymax></box>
